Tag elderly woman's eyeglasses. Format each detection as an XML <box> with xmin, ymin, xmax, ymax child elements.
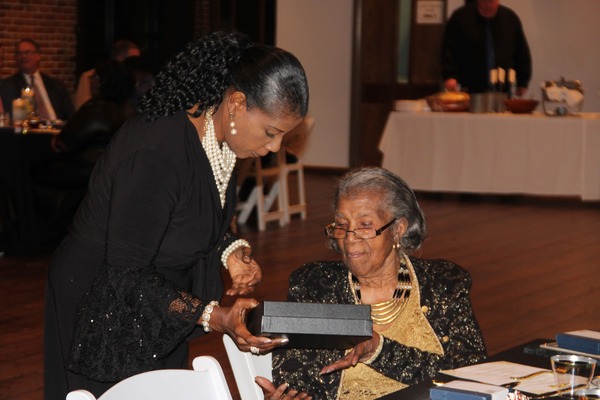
<box><xmin>325</xmin><ymin>219</ymin><xmax>396</xmax><ymax>240</ymax></box>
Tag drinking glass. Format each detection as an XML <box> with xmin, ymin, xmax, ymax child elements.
<box><xmin>551</xmin><ymin>355</ymin><xmax>597</xmax><ymax>398</ymax></box>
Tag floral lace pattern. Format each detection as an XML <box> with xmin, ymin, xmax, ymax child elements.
<box><xmin>67</xmin><ymin>261</ymin><xmax>203</xmax><ymax>382</ymax></box>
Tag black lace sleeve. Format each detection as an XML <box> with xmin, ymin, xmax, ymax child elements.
<box><xmin>367</xmin><ymin>259</ymin><xmax>487</xmax><ymax>384</ymax></box>
<box><xmin>67</xmin><ymin>261</ymin><xmax>203</xmax><ymax>382</ymax></box>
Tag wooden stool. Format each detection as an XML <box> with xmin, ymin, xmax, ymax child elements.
<box><xmin>280</xmin><ymin>116</ymin><xmax>314</xmax><ymax>222</ymax></box>
<box><xmin>236</xmin><ymin>150</ymin><xmax>287</xmax><ymax>231</ymax></box>
<box><xmin>236</xmin><ymin>117</ymin><xmax>314</xmax><ymax>231</ymax></box>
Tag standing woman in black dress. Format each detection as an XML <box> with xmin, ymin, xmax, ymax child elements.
<box><xmin>43</xmin><ymin>31</ymin><xmax>309</xmax><ymax>399</ymax></box>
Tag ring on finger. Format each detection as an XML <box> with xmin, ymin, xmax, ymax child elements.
<box><xmin>250</xmin><ymin>346</ymin><xmax>260</xmax><ymax>355</ymax></box>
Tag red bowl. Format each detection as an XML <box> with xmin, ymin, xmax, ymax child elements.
<box><xmin>504</xmin><ymin>98</ymin><xmax>539</xmax><ymax>114</ymax></box>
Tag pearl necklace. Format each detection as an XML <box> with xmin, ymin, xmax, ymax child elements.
<box><xmin>349</xmin><ymin>260</ymin><xmax>412</xmax><ymax>325</ymax></box>
<box><xmin>201</xmin><ymin>109</ymin><xmax>237</xmax><ymax>208</ymax></box>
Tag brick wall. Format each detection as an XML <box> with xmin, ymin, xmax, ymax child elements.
<box><xmin>0</xmin><ymin>0</ymin><xmax>77</xmax><ymax>93</ymax></box>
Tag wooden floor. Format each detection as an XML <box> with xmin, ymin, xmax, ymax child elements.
<box><xmin>1</xmin><ymin>170</ymin><xmax>599</xmax><ymax>399</ymax></box>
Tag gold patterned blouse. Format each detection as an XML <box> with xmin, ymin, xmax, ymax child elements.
<box><xmin>339</xmin><ymin>256</ymin><xmax>444</xmax><ymax>399</ymax></box>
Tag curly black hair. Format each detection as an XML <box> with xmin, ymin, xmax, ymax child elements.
<box><xmin>139</xmin><ymin>31</ymin><xmax>309</xmax><ymax>121</ymax></box>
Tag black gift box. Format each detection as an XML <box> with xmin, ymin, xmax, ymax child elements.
<box><xmin>247</xmin><ymin>301</ymin><xmax>372</xmax><ymax>349</ymax></box>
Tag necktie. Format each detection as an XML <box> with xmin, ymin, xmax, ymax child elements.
<box><xmin>485</xmin><ymin>19</ymin><xmax>496</xmax><ymax>73</ymax></box>
<box><xmin>30</xmin><ymin>75</ymin><xmax>50</xmax><ymax>120</ymax></box>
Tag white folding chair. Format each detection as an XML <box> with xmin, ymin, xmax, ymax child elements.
<box><xmin>222</xmin><ymin>334</ymin><xmax>272</xmax><ymax>400</ymax></box>
<box><xmin>66</xmin><ymin>356</ymin><xmax>232</xmax><ymax>400</ymax></box>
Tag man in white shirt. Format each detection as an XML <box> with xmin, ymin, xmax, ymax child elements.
<box><xmin>0</xmin><ymin>38</ymin><xmax>74</xmax><ymax>121</ymax></box>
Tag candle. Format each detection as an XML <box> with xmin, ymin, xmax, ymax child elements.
<box><xmin>498</xmin><ymin>67</ymin><xmax>505</xmax><ymax>84</ymax></box>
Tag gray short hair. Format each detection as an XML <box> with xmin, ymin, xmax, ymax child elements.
<box><xmin>330</xmin><ymin>167</ymin><xmax>427</xmax><ymax>254</ymax></box>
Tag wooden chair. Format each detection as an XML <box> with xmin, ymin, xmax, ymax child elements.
<box><xmin>236</xmin><ymin>116</ymin><xmax>315</xmax><ymax>231</ymax></box>
<box><xmin>66</xmin><ymin>356</ymin><xmax>232</xmax><ymax>400</ymax></box>
<box><xmin>281</xmin><ymin>116</ymin><xmax>314</xmax><ymax>223</ymax></box>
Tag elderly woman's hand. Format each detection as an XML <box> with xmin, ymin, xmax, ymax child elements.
<box><xmin>226</xmin><ymin>246</ymin><xmax>262</xmax><ymax>296</ymax></box>
<box><xmin>319</xmin><ymin>333</ymin><xmax>382</xmax><ymax>375</ymax></box>
<box><xmin>255</xmin><ymin>376</ymin><xmax>312</xmax><ymax>400</ymax></box>
<box><xmin>209</xmin><ymin>298</ymin><xmax>289</xmax><ymax>354</ymax></box>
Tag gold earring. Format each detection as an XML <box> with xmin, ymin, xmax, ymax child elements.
<box><xmin>392</xmin><ymin>242</ymin><xmax>402</xmax><ymax>251</ymax></box>
<box><xmin>229</xmin><ymin>112</ymin><xmax>237</xmax><ymax>135</ymax></box>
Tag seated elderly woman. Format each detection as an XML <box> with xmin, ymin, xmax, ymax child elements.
<box><xmin>256</xmin><ymin>167</ymin><xmax>487</xmax><ymax>400</ymax></box>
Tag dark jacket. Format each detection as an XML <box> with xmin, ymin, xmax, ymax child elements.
<box><xmin>441</xmin><ymin>4</ymin><xmax>532</xmax><ymax>93</ymax></box>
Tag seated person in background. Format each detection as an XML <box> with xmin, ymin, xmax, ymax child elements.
<box><xmin>31</xmin><ymin>60</ymin><xmax>135</xmax><ymax>245</ymax></box>
<box><xmin>257</xmin><ymin>167</ymin><xmax>487</xmax><ymax>400</ymax></box>
<box><xmin>43</xmin><ymin>60</ymin><xmax>136</xmax><ymax>181</ymax></box>
<box><xmin>0</xmin><ymin>38</ymin><xmax>74</xmax><ymax>121</ymax></box>
<box><xmin>74</xmin><ymin>39</ymin><xmax>141</xmax><ymax>109</ymax></box>
<box><xmin>121</xmin><ymin>53</ymin><xmax>155</xmax><ymax>110</ymax></box>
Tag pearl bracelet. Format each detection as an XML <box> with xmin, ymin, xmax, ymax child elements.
<box><xmin>200</xmin><ymin>300</ymin><xmax>219</xmax><ymax>333</ymax></box>
<box><xmin>220</xmin><ymin>239</ymin><xmax>251</xmax><ymax>269</ymax></box>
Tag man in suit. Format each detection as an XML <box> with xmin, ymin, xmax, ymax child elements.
<box><xmin>441</xmin><ymin>0</ymin><xmax>531</xmax><ymax>95</ymax></box>
<box><xmin>0</xmin><ymin>38</ymin><xmax>74</xmax><ymax>121</ymax></box>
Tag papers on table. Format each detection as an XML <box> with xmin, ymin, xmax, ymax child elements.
<box><xmin>568</xmin><ymin>330</ymin><xmax>600</xmax><ymax>341</ymax></box>
<box><xmin>441</xmin><ymin>361</ymin><xmax>556</xmax><ymax>395</ymax></box>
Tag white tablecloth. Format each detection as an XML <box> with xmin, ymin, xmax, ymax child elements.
<box><xmin>379</xmin><ymin>111</ymin><xmax>600</xmax><ymax>200</ymax></box>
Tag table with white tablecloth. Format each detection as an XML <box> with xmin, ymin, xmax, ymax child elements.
<box><xmin>379</xmin><ymin>111</ymin><xmax>600</xmax><ymax>201</ymax></box>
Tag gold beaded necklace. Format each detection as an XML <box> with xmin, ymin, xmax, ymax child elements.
<box><xmin>350</xmin><ymin>260</ymin><xmax>412</xmax><ymax>325</ymax></box>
